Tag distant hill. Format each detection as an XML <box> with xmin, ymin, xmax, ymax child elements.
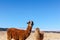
<box><xmin>32</xmin><ymin>31</ymin><xmax>60</xmax><ymax>33</ymax></box>
<box><xmin>0</xmin><ymin>28</ymin><xmax>8</xmax><ymax>31</ymax></box>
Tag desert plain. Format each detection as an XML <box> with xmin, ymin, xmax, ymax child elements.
<box><xmin>0</xmin><ymin>31</ymin><xmax>60</xmax><ymax>40</ymax></box>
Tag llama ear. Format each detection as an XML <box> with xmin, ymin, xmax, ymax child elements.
<box><xmin>31</xmin><ymin>21</ymin><xmax>34</xmax><ymax>26</ymax></box>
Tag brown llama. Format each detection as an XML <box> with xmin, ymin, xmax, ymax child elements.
<box><xmin>26</xmin><ymin>28</ymin><xmax>44</xmax><ymax>40</ymax></box>
<box><xmin>7</xmin><ymin>21</ymin><xmax>34</xmax><ymax>40</ymax></box>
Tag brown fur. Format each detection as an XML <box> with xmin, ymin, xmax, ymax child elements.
<box><xmin>7</xmin><ymin>21</ymin><xmax>34</xmax><ymax>40</ymax></box>
<box><xmin>40</xmin><ymin>32</ymin><xmax>44</xmax><ymax>40</ymax></box>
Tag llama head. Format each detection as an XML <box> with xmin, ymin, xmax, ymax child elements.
<box><xmin>35</xmin><ymin>28</ymin><xmax>40</xmax><ymax>34</ymax></box>
<box><xmin>27</xmin><ymin>21</ymin><xmax>34</xmax><ymax>27</ymax></box>
<box><xmin>35</xmin><ymin>28</ymin><xmax>40</xmax><ymax>31</ymax></box>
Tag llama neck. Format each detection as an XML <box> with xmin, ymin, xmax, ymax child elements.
<box><xmin>25</xmin><ymin>25</ymin><xmax>32</xmax><ymax>38</ymax></box>
<box><xmin>26</xmin><ymin>24</ymin><xmax>32</xmax><ymax>32</ymax></box>
<box><xmin>26</xmin><ymin>26</ymin><xmax>32</xmax><ymax>32</ymax></box>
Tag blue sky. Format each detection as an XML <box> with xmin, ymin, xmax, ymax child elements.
<box><xmin>0</xmin><ymin>0</ymin><xmax>60</xmax><ymax>31</ymax></box>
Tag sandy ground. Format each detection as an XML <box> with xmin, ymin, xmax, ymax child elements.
<box><xmin>0</xmin><ymin>31</ymin><xmax>7</xmax><ymax>40</ymax></box>
<box><xmin>0</xmin><ymin>31</ymin><xmax>60</xmax><ymax>40</ymax></box>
